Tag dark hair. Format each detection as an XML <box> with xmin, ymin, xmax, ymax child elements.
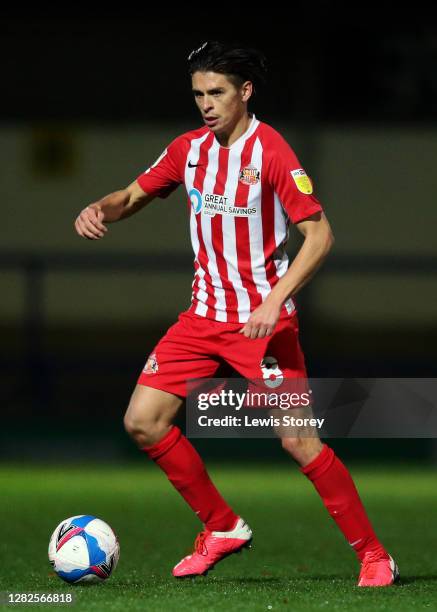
<box><xmin>187</xmin><ymin>41</ymin><xmax>267</xmax><ymax>91</ymax></box>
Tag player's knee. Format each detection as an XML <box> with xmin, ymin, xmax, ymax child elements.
<box><xmin>123</xmin><ymin>410</ymin><xmax>140</xmax><ymax>438</ymax></box>
<box><xmin>124</xmin><ymin>385</ymin><xmax>181</xmax><ymax>447</ymax></box>
<box><xmin>281</xmin><ymin>436</ymin><xmax>322</xmax><ymax>464</ymax></box>
<box><xmin>123</xmin><ymin>407</ymin><xmax>164</xmax><ymax>447</ymax></box>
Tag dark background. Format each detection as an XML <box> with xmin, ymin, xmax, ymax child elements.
<box><xmin>3</xmin><ymin>15</ymin><xmax>437</xmax><ymax>122</ymax></box>
<box><xmin>1</xmin><ymin>13</ymin><xmax>436</xmax><ymax>463</ymax></box>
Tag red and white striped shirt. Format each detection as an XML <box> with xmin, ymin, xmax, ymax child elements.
<box><xmin>137</xmin><ymin>115</ymin><xmax>323</xmax><ymax>323</ymax></box>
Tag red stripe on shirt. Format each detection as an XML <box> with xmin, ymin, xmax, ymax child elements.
<box><xmin>234</xmin><ymin>133</ymin><xmax>263</xmax><ymax>314</ymax></box>
<box><xmin>261</xmin><ymin>158</ymin><xmax>280</xmax><ymax>291</ymax></box>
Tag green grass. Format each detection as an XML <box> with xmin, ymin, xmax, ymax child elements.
<box><xmin>0</xmin><ymin>462</ymin><xmax>436</xmax><ymax>611</ymax></box>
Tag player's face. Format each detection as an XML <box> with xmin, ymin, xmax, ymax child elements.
<box><xmin>191</xmin><ymin>71</ymin><xmax>252</xmax><ymax>135</ymax></box>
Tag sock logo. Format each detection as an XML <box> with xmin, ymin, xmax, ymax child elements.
<box><xmin>349</xmin><ymin>538</ymin><xmax>362</xmax><ymax>548</ymax></box>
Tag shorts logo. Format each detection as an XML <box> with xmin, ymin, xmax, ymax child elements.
<box><xmin>290</xmin><ymin>168</ymin><xmax>313</xmax><ymax>194</ymax></box>
<box><xmin>189</xmin><ymin>188</ymin><xmax>203</xmax><ymax>214</ymax></box>
<box><xmin>239</xmin><ymin>164</ymin><xmax>260</xmax><ymax>186</ymax></box>
<box><xmin>143</xmin><ymin>353</ymin><xmax>159</xmax><ymax>375</ymax></box>
<box><xmin>261</xmin><ymin>356</ymin><xmax>283</xmax><ymax>388</ymax></box>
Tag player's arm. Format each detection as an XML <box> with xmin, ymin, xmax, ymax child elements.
<box><xmin>240</xmin><ymin>212</ymin><xmax>334</xmax><ymax>339</ymax></box>
<box><xmin>74</xmin><ymin>180</ymin><xmax>154</xmax><ymax>240</ymax></box>
<box><xmin>269</xmin><ymin>211</ymin><xmax>334</xmax><ymax>301</ymax></box>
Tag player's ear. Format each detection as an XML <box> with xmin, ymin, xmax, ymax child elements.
<box><xmin>241</xmin><ymin>81</ymin><xmax>253</xmax><ymax>103</ymax></box>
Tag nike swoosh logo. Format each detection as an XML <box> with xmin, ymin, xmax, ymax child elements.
<box><xmin>188</xmin><ymin>161</ymin><xmax>203</xmax><ymax>168</ymax></box>
<box><xmin>349</xmin><ymin>538</ymin><xmax>362</xmax><ymax>547</ymax></box>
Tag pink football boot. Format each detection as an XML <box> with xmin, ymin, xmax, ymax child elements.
<box><xmin>172</xmin><ymin>517</ymin><xmax>252</xmax><ymax>578</ymax></box>
<box><xmin>358</xmin><ymin>550</ymin><xmax>400</xmax><ymax>587</ymax></box>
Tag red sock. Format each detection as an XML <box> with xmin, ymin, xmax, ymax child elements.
<box><xmin>300</xmin><ymin>445</ymin><xmax>387</xmax><ymax>561</ymax></box>
<box><xmin>143</xmin><ymin>426</ymin><xmax>237</xmax><ymax>532</ymax></box>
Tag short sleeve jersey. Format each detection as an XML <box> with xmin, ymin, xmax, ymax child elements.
<box><xmin>137</xmin><ymin>115</ymin><xmax>323</xmax><ymax>323</ymax></box>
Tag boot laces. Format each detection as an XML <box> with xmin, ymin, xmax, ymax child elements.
<box><xmin>194</xmin><ymin>531</ymin><xmax>209</xmax><ymax>556</ymax></box>
<box><xmin>361</xmin><ymin>549</ymin><xmax>388</xmax><ymax>579</ymax></box>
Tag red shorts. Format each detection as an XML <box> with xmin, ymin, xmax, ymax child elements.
<box><xmin>137</xmin><ymin>309</ymin><xmax>307</xmax><ymax>397</ymax></box>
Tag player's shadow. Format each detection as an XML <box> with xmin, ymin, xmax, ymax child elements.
<box><xmin>299</xmin><ymin>574</ymin><xmax>437</xmax><ymax>586</ymax></box>
<box><xmin>216</xmin><ymin>574</ymin><xmax>351</xmax><ymax>583</ymax></box>
<box><xmin>207</xmin><ymin>577</ymin><xmax>283</xmax><ymax>585</ymax></box>
<box><xmin>216</xmin><ymin>574</ymin><xmax>355</xmax><ymax>584</ymax></box>
<box><xmin>397</xmin><ymin>575</ymin><xmax>437</xmax><ymax>585</ymax></box>
<box><xmin>109</xmin><ymin>574</ymin><xmax>435</xmax><ymax>587</ymax></box>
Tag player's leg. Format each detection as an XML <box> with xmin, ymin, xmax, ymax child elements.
<box><xmin>124</xmin><ymin>384</ymin><xmax>182</xmax><ymax>447</ymax></box>
<box><xmin>223</xmin><ymin>313</ymin><xmax>399</xmax><ymax>586</ymax></box>
<box><xmin>273</xmin><ymin>321</ymin><xmax>399</xmax><ymax>586</ymax></box>
<box><xmin>125</xmin><ymin>313</ymin><xmax>252</xmax><ymax>577</ymax></box>
<box><xmin>124</xmin><ymin>383</ymin><xmax>238</xmax><ymax>532</ymax></box>
<box><xmin>281</xmin><ymin>435</ymin><xmax>399</xmax><ymax>586</ymax></box>
<box><xmin>281</xmin><ymin>434</ymin><xmax>384</xmax><ymax>555</ymax></box>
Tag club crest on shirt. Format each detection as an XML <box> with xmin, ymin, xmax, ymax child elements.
<box><xmin>239</xmin><ymin>164</ymin><xmax>260</xmax><ymax>186</ymax></box>
<box><xmin>290</xmin><ymin>168</ymin><xmax>313</xmax><ymax>194</ymax></box>
<box><xmin>143</xmin><ymin>353</ymin><xmax>158</xmax><ymax>375</ymax></box>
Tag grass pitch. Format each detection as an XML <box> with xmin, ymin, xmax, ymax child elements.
<box><xmin>0</xmin><ymin>461</ymin><xmax>436</xmax><ymax>611</ymax></box>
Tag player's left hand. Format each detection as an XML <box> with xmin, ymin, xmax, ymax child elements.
<box><xmin>239</xmin><ymin>299</ymin><xmax>282</xmax><ymax>339</ymax></box>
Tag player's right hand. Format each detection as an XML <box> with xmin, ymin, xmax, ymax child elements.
<box><xmin>74</xmin><ymin>204</ymin><xmax>108</xmax><ymax>240</ymax></box>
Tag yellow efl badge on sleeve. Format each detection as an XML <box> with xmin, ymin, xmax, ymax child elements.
<box><xmin>290</xmin><ymin>169</ymin><xmax>313</xmax><ymax>194</ymax></box>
